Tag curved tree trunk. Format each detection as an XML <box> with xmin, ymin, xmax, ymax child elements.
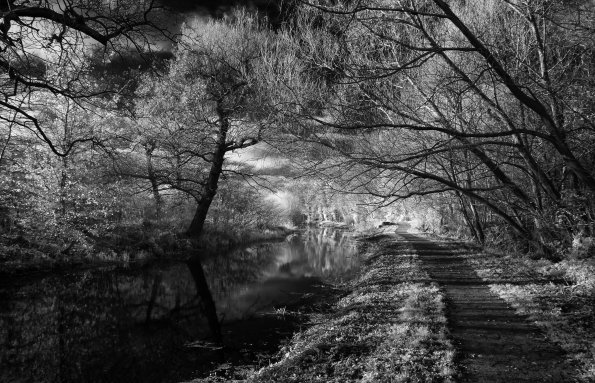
<box><xmin>186</xmin><ymin>106</ymin><xmax>229</xmax><ymax>238</ymax></box>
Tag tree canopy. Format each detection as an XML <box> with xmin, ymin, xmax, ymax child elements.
<box><xmin>1</xmin><ymin>0</ymin><xmax>594</xmax><ymax>262</ymax></box>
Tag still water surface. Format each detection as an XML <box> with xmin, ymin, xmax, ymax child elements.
<box><xmin>0</xmin><ymin>228</ymin><xmax>359</xmax><ymax>383</ymax></box>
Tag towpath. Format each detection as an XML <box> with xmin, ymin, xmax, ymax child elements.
<box><xmin>394</xmin><ymin>229</ymin><xmax>574</xmax><ymax>382</ymax></box>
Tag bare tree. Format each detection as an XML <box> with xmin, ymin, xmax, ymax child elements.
<box><xmin>1</xmin><ymin>0</ymin><xmax>167</xmax><ymax>156</ymax></box>
<box><xmin>268</xmin><ymin>0</ymin><xmax>595</xmax><ymax>255</ymax></box>
<box><xmin>105</xmin><ymin>11</ymin><xmax>292</xmax><ymax>238</ymax></box>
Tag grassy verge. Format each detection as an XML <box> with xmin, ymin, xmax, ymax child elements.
<box><xmin>464</xmin><ymin>250</ymin><xmax>595</xmax><ymax>381</ymax></box>
<box><xmin>195</xmin><ymin>234</ymin><xmax>456</xmax><ymax>383</ymax></box>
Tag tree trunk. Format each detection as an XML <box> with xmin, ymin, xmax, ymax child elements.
<box><xmin>145</xmin><ymin>143</ymin><xmax>162</xmax><ymax>218</ymax></box>
<box><xmin>145</xmin><ymin>273</ymin><xmax>162</xmax><ymax>323</ymax></box>
<box><xmin>532</xmin><ymin>217</ymin><xmax>558</xmax><ymax>260</ymax></box>
<box><xmin>468</xmin><ymin>199</ymin><xmax>485</xmax><ymax>244</ymax></box>
<box><xmin>457</xmin><ymin>192</ymin><xmax>479</xmax><ymax>241</ymax></box>
<box><xmin>463</xmin><ymin>164</ymin><xmax>486</xmax><ymax>244</ymax></box>
<box><xmin>186</xmin><ymin>108</ymin><xmax>229</xmax><ymax>238</ymax></box>
<box><xmin>59</xmin><ymin>156</ymin><xmax>68</xmax><ymax>217</ymax></box>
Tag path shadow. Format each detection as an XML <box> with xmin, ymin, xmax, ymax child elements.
<box><xmin>396</xmin><ymin>233</ymin><xmax>576</xmax><ymax>383</ymax></box>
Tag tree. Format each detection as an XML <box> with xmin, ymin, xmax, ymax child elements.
<box><xmin>0</xmin><ymin>93</ymin><xmax>128</xmax><ymax>256</ymax></box>
<box><xmin>1</xmin><ymin>0</ymin><xmax>166</xmax><ymax>156</ymax></box>
<box><xmin>123</xmin><ymin>12</ymin><xmax>290</xmax><ymax>239</ymax></box>
<box><xmin>267</xmin><ymin>0</ymin><xmax>595</xmax><ymax>255</ymax></box>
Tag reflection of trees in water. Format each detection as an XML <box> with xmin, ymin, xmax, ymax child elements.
<box><xmin>0</xmin><ymin>230</ymin><xmax>359</xmax><ymax>382</ymax></box>
<box><xmin>0</xmin><ymin>246</ymin><xmax>282</xmax><ymax>382</ymax></box>
<box><xmin>202</xmin><ymin>243</ymin><xmax>282</xmax><ymax>297</ymax></box>
<box><xmin>187</xmin><ymin>258</ymin><xmax>221</xmax><ymax>343</ymax></box>
<box><xmin>0</xmin><ymin>266</ymin><xmax>204</xmax><ymax>383</ymax></box>
<box><xmin>282</xmin><ymin>228</ymin><xmax>359</xmax><ymax>279</ymax></box>
<box><xmin>200</xmin><ymin>243</ymin><xmax>282</xmax><ymax>318</ymax></box>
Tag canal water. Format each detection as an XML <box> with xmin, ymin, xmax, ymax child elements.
<box><xmin>0</xmin><ymin>228</ymin><xmax>359</xmax><ymax>383</ymax></box>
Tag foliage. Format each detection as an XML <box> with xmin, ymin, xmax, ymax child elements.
<box><xmin>0</xmin><ymin>11</ymin><xmax>300</xmax><ymax>268</ymax></box>
<box><xmin>2</xmin><ymin>0</ymin><xmax>594</xmax><ymax>268</ymax></box>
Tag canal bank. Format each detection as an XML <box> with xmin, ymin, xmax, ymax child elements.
<box><xmin>193</xmin><ymin>232</ymin><xmax>456</xmax><ymax>383</ymax></box>
<box><xmin>199</xmin><ymin>230</ymin><xmax>586</xmax><ymax>383</ymax></box>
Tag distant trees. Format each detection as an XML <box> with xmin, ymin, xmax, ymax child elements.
<box><xmin>0</xmin><ymin>95</ymin><xmax>130</xmax><ymax>257</ymax></box>
<box><xmin>269</xmin><ymin>0</ymin><xmax>595</xmax><ymax>256</ymax></box>
<box><xmin>0</xmin><ymin>0</ymin><xmax>170</xmax><ymax>252</ymax></box>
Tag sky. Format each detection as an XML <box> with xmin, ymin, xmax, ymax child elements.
<box><xmin>5</xmin><ymin>0</ymin><xmax>288</xmax><ymax>76</ymax></box>
<box><xmin>98</xmin><ymin>0</ymin><xmax>287</xmax><ymax>73</ymax></box>
<box><xmin>158</xmin><ymin>0</ymin><xmax>285</xmax><ymax>26</ymax></box>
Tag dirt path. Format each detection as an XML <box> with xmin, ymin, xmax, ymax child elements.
<box><xmin>396</xmin><ymin>232</ymin><xmax>576</xmax><ymax>382</ymax></box>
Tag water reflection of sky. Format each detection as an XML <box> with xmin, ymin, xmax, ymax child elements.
<box><xmin>215</xmin><ymin>228</ymin><xmax>359</xmax><ymax>320</ymax></box>
<box><xmin>0</xmin><ymin>228</ymin><xmax>358</xmax><ymax>383</ymax></box>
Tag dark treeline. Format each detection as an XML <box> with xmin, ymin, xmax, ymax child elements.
<box><xmin>1</xmin><ymin>0</ymin><xmax>594</xmax><ymax>265</ymax></box>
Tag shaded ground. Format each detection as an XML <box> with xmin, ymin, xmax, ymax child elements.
<box><xmin>396</xmin><ymin>232</ymin><xmax>576</xmax><ymax>382</ymax></box>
